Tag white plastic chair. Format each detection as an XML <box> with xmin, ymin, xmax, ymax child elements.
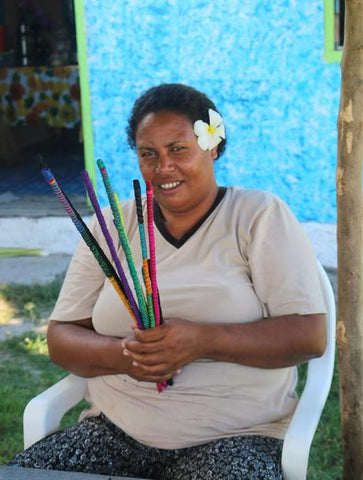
<box><xmin>23</xmin><ymin>262</ymin><xmax>336</xmax><ymax>480</ymax></box>
<box><xmin>281</xmin><ymin>262</ymin><xmax>336</xmax><ymax>479</ymax></box>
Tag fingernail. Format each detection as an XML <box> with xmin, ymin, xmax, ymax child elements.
<box><xmin>176</xmin><ymin>369</ymin><xmax>182</xmax><ymax>374</ymax></box>
<box><xmin>123</xmin><ymin>349</ymin><xmax>129</xmax><ymax>356</ymax></box>
<box><xmin>132</xmin><ymin>360</ymin><xmax>138</xmax><ymax>367</ymax></box>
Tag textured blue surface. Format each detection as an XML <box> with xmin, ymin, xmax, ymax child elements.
<box><xmin>83</xmin><ymin>0</ymin><xmax>340</xmax><ymax>222</ymax></box>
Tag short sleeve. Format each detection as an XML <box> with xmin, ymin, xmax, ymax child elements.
<box><xmin>50</xmin><ymin>213</ymin><xmax>109</xmax><ymax>322</ymax></box>
<box><xmin>247</xmin><ymin>195</ymin><xmax>326</xmax><ymax>317</ymax></box>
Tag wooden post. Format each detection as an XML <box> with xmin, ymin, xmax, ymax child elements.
<box><xmin>336</xmin><ymin>1</ymin><xmax>363</xmax><ymax>478</ymax></box>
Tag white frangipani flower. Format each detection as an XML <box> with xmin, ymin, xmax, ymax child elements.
<box><xmin>193</xmin><ymin>109</ymin><xmax>225</xmax><ymax>151</ymax></box>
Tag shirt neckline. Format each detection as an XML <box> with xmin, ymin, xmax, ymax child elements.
<box><xmin>153</xmin><ymin>186</ymin><xmax>227</xmax><ymax>248</ymax></box>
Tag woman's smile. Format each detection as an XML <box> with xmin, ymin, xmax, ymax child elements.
<box><xmin>159</xmin><ymin>181</ymin><xmax>182</xmax><ymax>190</ymax></box>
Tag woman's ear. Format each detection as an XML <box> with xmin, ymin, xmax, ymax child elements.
<box><xmin>210</xmin><ymin>146</ymin><xmax>218</xmax><ymax>161</ymax></box>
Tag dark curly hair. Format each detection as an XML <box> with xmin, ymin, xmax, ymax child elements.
<box><xmin>126</xmin><ymin>83</ymin><xmax>226</xmax><ymax>159</ymax></box>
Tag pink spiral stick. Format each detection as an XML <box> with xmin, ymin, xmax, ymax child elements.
<box><xmin>146</xmin><ymin>181</ymin><xmax>161</xmax><ymax>326</ymax></box>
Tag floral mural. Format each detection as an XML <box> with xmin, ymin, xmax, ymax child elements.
<box><xmin>0</xmin><ymin>65</ymin><xmax>80</xmax><ymax>128</ymax></box>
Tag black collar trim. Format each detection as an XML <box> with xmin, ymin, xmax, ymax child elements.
<box><xmin>153</xmin><ymin>187</ymin><xmax>227</xmax><ymax>248</ymax></box>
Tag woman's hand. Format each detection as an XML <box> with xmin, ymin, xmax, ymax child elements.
<box><xmin>47</xmin><ymin>317</ymin><xmax>204</xmax><ymax>382</ymax></box>
<box><xmin>121</xmin><ymin>318</ymin><xmax>204</xmax><ymax>383</ymax></box>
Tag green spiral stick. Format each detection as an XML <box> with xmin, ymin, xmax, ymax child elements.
<box><xmin>97</xmin><ymin>159</ymin><xmax>149</xmax><ymax>328</ymax></box>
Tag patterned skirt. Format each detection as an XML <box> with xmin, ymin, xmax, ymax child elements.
<box><xmin>9</xmin><ymin>414</ymin><xmax>283</xmax><ymax>479</ymax></box>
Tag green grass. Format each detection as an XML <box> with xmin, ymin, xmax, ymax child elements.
<box><xmin>0</xmin><ymin>280</ymin><xmax>343</xmax><ymax>478</ymax></box>
<box><xmin>305</xmin><ymin>359</ymin><xmax>343</xmax><ymax>479</ymax></box>
<box><xmin>0</xmin><ymin>332</ymin><xmax>87</xmax><ymax>464</ymax></box>
<box><xmin>0</xmin><ymin>277</ymin><xmax>86</xmax><ymax>464</ymax></box>
<box><xmin>0</xmin><ymin>276</ymin><xmax>64</xmax><ymax>324</ymax></box>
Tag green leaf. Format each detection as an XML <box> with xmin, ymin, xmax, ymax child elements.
<box><xmin>0</xmin><ymin>248</ymin><xmax>44</xmax><ymax>258</ymax></box>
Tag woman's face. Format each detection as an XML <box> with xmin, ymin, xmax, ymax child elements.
<box><xmin>135</xmin><ymin>110</ymin><xmax>218</xmax><ymax>217</ymax></box>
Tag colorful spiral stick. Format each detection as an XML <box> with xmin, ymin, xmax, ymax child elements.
<box><xmin>144</xmin><ymin>180</ymin><xmax>169</xmax><ymax>391</ymax></box>
<box><xmin>96</xmin><ymin>159</ymin><xmax>149</xmax><ymax>329</ymax></box>
<box><xmin>133</xmin><ymin>179</ymin><xmax>155</xmax><ymax>328</ymax></box>
<box><xmin>114</xmin><ymin>191</ymin><xmax>150</xmax><ymax>328</ymax></box>
<box><xmin>134</xmin><ymin>179</ymin><xmax>170</xmax><ymax>392</ymax></box>
<box><xmin>81</xmin><ymin>170</ymin><xmax>142</xmax><ymax>328</ymax></box>
<box><xmin>146</xmin><ymin>180</ymin><xmax>162</xmax><ymax>327</ymax></box>
<box><xmin>40</xmin><ymin>166</ymin><xmax>139</xmax><ymax>326</ymax></box>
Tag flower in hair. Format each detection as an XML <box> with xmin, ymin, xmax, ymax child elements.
<box><xmin>193</xmin><ymin>109</ymin><xmax>225</xmax><ymax>151</ymax></box>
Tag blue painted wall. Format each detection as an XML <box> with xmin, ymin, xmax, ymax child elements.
<box><xmin>83</xmin><ymin>0</ymin><xmax>340</xmax><ymax>223</ymax></box>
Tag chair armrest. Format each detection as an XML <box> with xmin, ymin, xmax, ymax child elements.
<box><xmin>281</xmin><ymin>363</ymin><xmax>333</xmax><ymax>480</ymax></box>
<box><xmin>23</xmin><ymin>374</ymin><xmax>88</xmax><ymax>449</ymax></box>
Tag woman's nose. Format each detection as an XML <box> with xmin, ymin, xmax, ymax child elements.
<box><xmin>155</xmin><ymin>153</ymin><xmax>175</xmax><ymax>173</ymax></box>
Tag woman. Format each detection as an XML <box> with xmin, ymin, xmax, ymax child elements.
<box><xmin>9</xmin><ymin>84</ymin><xmax>326</xmax><ymax>479</ymax></box>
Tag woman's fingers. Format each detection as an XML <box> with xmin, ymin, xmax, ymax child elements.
<box><xmin>127</xmin><ymin>360</ymin><xmax>180</xmax><ymax>383</ymax></box>
<box><xmin>122</xmin><ymin>347</ymin><xmax>165</xmax><ymax>366</ymax></box>
<box><xmin>123</xmin><ymin>345</ymin><xmax>183</xmax><ymax>375</ymax></box>
<box><xmin>134</xmin><ymin>325</ymin><xmax>167</xmax><ymax>342</ymax></box>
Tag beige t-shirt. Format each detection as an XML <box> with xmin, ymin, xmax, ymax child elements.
<box><xmin>51</xmin><ymin>187</ymin><xmax>326</xmax><ymax>449</ymax></box>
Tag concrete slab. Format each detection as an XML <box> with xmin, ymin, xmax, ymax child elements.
<box><xmin>0</xmin><ymin>466</ymin><xmax>147</xmax><ymax>480</ymax></box>
<box><xmin>0</xmin><ymin>215</ymin><xmax>337</xmax><ymax>288</ymax></box>
<box><xmin>0</xmin><ymin>254</ymin><xmax>71</xmax><ymax>285</ymax></box>
<box><xmin>302</xmin><ymin>222</ymin><xmax>337</xmax><ymax>270</ymax></box>
<box><xmin>0</xmin><ymin>216</ymin><xmax>337</xmax><ymax>268</ymax></box>
<box><xmin>0</xmin><ymin>194</ymin><xmax>91</xmax><ymax>218</ymax></box>
<box><xmin>0</xmin><ymin>217</ymin><xmax>89</xmax><ymax>255</ymax></box>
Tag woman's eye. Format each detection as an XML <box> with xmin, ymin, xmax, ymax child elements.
<box><xmin>141</xmin><ymin>151</ymin><xmax>156</xmax><ymax>158</ymax></box>
<box><xmin>171</xmin><ymin>146</ymin><xmax>185</xmax><ymax>153</ymax></box>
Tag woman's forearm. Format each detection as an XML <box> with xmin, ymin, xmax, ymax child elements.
<box><xmin>47</xmin><ymin>319</ymin><xmax>131</xmax><ymax>377</ymax></box>
<box><xmin>199</xmin><ymin>313</ymin><xmax>327</xmax><ymax>368</ymax></box>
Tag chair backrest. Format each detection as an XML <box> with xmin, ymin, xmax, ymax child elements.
<box><xmin>281</xmin><ymin>262</ymin><xmax>336</xmax><ymax>480</ymax></box>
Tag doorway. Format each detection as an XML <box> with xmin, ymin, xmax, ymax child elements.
<box><xmin>0</xmin><ymin>0</ymin><xmax>89</xmax><ymax>217</ymax></box>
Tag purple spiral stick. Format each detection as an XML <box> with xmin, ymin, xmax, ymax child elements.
<box><xmin>81</xmin><ymin>170</ymin><xmax>142</xmax><ymax>328</ymax></box>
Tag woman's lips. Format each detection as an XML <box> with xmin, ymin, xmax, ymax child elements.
<box><xmin>159</xmin><ymin>181</ymin><xmax>182</xmax><ymax>191</ymax></box>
